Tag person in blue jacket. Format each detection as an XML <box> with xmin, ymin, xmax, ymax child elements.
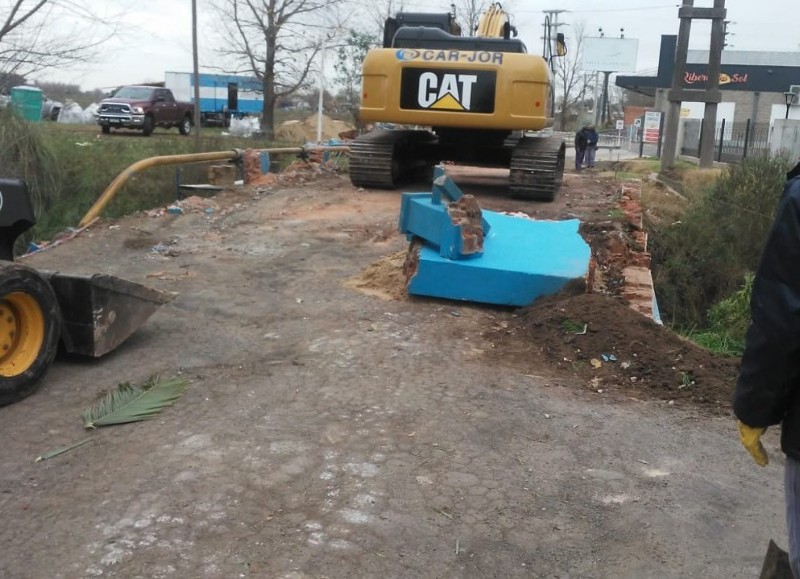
<box><xmin>584</xmin><ymin>125</ymin><xmax>599</xmax><ymax>168</ymax></box>
<box><xmin>734</xmin><ymin>159</ymin><xmax>800</xmax><ymax>574</ymax></box>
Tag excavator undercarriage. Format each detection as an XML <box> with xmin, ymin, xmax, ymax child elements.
<box><xmin>349</xmin><ymin>129</ymin><xmax>565</xmax><ymax>201</ymax></box>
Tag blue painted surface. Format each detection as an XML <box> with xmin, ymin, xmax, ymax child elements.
<box><xmin>407</xmin><ymin>211</ymin><xmax>591</xmax><ymax>306</ymax></box>
<box><xmin>399</xmin><ymin>170</ymin><xmax>491</xmax><ymax>260</ymax></box>
<box><xmin>652</xmin><ymin>290</ymin><xmax>663</xmax><ymax>325</ymax></box>
<box><xmin>399</xmin><ymin>194</ymin><xmax>485</xmax><ymax>260</ymax></box>
<box><xmin>187</xmin><ymin>72</ymin><xmax>263</xmax><ymax>114</ymax></box>
<box><xmin>431</xmin><ymin>165</ymin><xmax>464</xmax><ymax>203</ymax></box>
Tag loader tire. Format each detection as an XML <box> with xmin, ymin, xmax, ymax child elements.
<box><xmin>0</xmin><ymin>263</ymin><xmax>61</xmax><ymax>407</ymax></box>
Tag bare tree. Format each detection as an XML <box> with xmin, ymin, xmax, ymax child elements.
<box><xmin>552</xmin><ymin>21</ymin><xmax>591</xmax><ymax>131</ymax></box>
<box><xmin>0</xmin><ymin>0</ymin><xmax>115</xmax><ymax>84</ymax></box>
<box><xmin>362</xmin><ymin>0</ymin><xmax>405</xmax><ymax>40</ymax></box>
<box><xmin>452</xmin><ymin>0</ymin><xmax>488</xmax><ymax>36</ymax></box>
<box><xmin>214</xmin><ymin>0</ymin><xmax>346</xmax><ymax>139</ymax></box>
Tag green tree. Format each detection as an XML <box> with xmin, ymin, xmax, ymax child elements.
<box><xmin>334</xmin><ymin>29</ymin><xmax>376</xmax><ymax>128</ymax></box>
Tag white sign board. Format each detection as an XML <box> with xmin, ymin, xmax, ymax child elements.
<box><xmin>615</xmin><ymin>119</ymin><xmax>624</xmax><ymax>130</ymax></box>
<box><xmin>582</xmin><ymin>38</ymin><xmax>639</xmax><ymax>72</ymax></box>
<box><xmin>643</xmin><ymin>111</ymin><xmax>662</xmax><ymax>144</ymax></box>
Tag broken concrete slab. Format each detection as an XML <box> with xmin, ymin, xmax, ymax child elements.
<box><xmin>405</xmin><ymin>210</ymin><xmax>591</xmax><ymax>306</ymax></box>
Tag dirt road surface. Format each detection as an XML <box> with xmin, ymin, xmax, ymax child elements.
<box><xmin>0</xmin><ymin>166</ymin><xmax>786</xmax><ymax>577</ymax></box>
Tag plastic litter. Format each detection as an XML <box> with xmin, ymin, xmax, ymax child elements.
<box><xmin>227</xmin><ymin>116</ymin><xmax>261</xmax><ymax>137</ymax></box>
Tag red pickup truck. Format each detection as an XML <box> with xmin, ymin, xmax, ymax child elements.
<box><xmin>96</xmin><ymin>86</ymin><xmax>194</xmax><ymax>136</ymax></box>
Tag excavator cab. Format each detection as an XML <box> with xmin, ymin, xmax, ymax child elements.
<box><xmin>0</xmin><ymin>178</ymin><xmax>173</xmax><ymax>406</ymax></box>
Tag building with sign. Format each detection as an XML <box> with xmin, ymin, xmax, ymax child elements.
<box><xmin>616</xmin><ymin>35</ymin><xmax>800</xmax><ymax>126</ymax></box>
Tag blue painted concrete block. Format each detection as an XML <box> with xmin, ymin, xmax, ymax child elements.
<box><xmin>406</xmin><ymin>211</ymin><xmax>591</xmax><ymax>307</ymax></box>
<box><xmin>399</xmin><ymin>194</ymin><xmax>488</xmax><ymax>260</ymax></box>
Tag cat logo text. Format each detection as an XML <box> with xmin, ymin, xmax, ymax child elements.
<box><xmin>400</xmin><ymin>68</ymin><xmax>496</xmax><ymax>114</ymax></box>
<box><xmin>417</xmin><ymin>73</ymin><xmax>477</xmax><ymax>110</ymax></box>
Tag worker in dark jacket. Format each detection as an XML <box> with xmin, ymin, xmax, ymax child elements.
<box><xmin>574</xmin><ymin>126</ymin><xmax>588</xmax><ymax>170</ymax></box>
<box><xmin>585</xmin><ymin>125</ymin><xmax>599</xmax><ymax>168</ymax></box>
<box><xmin>734</xmin><ymin>159</ymin><xmax>800</xmax><ymax>575</ymax></box>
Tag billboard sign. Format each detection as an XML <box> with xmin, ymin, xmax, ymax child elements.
<box><xmin>582</xmin><ymin>38</ymin><xmax>639</xmax><ymax>72</ymax></box>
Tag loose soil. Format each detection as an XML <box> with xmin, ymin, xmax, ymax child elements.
<box><xmin>347</xmin><ymin>164</ymin><xmax>740</xmax><ymax>415</ymax></box>
<box><xmin>0</xmin><ymin>160</ymin><xmax>782</xmax><ymax>578</ymax></box>
<box><xmin>483</xmin><ymin>293</ymin><xmax>739</xmax><ymax>414</ymax></box>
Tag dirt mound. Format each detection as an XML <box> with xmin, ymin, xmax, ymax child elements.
<box><xmin>483</xmin><ymin>292</ymin><xmax>739</xmax><ymax>414</ymax></box>
<box><xmin>276</xmin><ymin>113</ymin><xmax>354</xmax><ymax>143</ymax></box>
<box><xmin>342</xmin><ymin>250</ymin><xmax>409</xmax><ymax>300</ymax></box>
<box><xmin>347</xmin><ymin>249</ymin><xmax>739</xmax><ymax>415</ymax></box>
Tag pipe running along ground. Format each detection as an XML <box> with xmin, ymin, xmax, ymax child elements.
<box><xmin>78</xmin><ymin>146</ymin><xmax>350</xmax><ymax>228</ymax></box>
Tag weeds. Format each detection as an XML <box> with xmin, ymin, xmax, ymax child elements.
<box><xmin>560</xmin><ymin>319</ymin><xmax>586</xmax><ymax>334</ymax></box>
<box><xmin>649</xmin><ymin>154</ymin><xmax>789</xmax><ymax>330</ymax></box>
<box><xmin>1</xmin><ymin>121</ymin><xmax>293</xmax><ymax>244</ymax></box>
<box><xmin>0</xmin><ymin>108</ymin><xmax>61</xmax><ymax>216</ymax></box>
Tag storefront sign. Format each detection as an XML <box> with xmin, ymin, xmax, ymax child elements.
<box><xmin>684</xmin><ymin>71</ymin><xmax>750</xmax><ymax>86</ymax></box>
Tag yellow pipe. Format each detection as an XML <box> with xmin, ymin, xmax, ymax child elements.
<box><xmin>78</xmin><ymin>145</ymin><xmax>350</xmax><ymax>228</ymax></box>
<box><xmin>79</xmin><ymin>150</ymin><xmax>241</xmax><ymax>227</ymax></box>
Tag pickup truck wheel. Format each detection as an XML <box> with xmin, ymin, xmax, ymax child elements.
<box><xmin>179</xmin><ymin>116</ymin><xmax>192</xmax><ymax>136</ymax></box>
<box><xmin>0</xmin><ymin>263</ymin><xmax>61</xmax><ymax>407</ymax></box>
<box><xmin>101</xmin><ymin>125</ymin><xmax>110</xmax><ymax>135</ymax></box>
<box><xmin>142</xmin><ymin>115</ymin><xmax>155</xmax><ymax>136</ymax></box>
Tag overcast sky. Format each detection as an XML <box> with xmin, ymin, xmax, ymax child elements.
<box><xmin>43</xmin><ymin>0</ymin><xmax>798</xmax><ymax>92</ymax></box>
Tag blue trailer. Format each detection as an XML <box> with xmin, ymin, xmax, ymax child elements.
<box><xmin>165</xmin><ymin>71</ymin><xmax>263</xmax><ymax>127</ymax></box>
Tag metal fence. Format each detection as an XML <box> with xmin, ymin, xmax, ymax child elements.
<box><xmin>680</xmin><ymin>119</ymin><xmax>772</xmax><ymax>163</ymax></box>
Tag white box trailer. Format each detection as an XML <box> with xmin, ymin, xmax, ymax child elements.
<box><xmin>165</xmin><ymin>71</ymin><xmax>264</xmax><ymax>126</ymax></box>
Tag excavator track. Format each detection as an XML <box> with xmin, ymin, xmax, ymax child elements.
<box><xmin>508</xmin><ymin>136</ymin><xmax>566</xmax><ymax>201</ymax></box>
<box><xmin>349</xmin><ymin>129</ymin><xmax>434</xmax><ymax>189</ymax></box>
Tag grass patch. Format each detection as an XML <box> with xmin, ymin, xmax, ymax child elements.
<box><xmin>560</xmin><ymin>319</ymin><xmax>586</xmax><ymax>334</ymax></box>
<box><xmin>14</xmin><ymin>122</ymin><xmax>302</xmax><ymax>242</ymax></box>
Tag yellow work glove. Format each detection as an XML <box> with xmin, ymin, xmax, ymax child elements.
<box><xmin>738</xmin><ymin>421</ymin><xmax>769</xmax><ymax>466</ymax></box>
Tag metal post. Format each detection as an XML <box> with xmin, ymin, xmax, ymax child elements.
<box><xmin>717</xmin><ymin>118</ymin><xmax>725</xmax><ymax>162</ymax></box>
<box><xmin>698</xmin><ymin>118</ymin><xmax>704</xmax><ymax>156</ymax></box>
<box><xmin>317</xmin><ymin>35</ymin><xmax>326</xmax><ymax>144</ymax></box>
<box><xmin>656</xmin><ymin>113</ymin><xmax>666</xmax><ymax>158</ymax></box>
<box><xmin>742</xmin><ymin>118</ymin><xmax>751</xmax><ymax>159</ymax></box>
<box><xmin>639</xmin><ymin>114</ymin><xmax>646</xmax><ymax>157</ymax></box>
<box><xmin>594</xmin><ymin>71</ymin><xmax>601</xmax><ymax>126</ymax></box>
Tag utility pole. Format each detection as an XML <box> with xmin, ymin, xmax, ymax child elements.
<box><xmin>542</xmin><ymin>9</ymin><xmax>568</xmax><ymax>54</ymax></box>
<box><xmin>661</xmin><ymin>0</ymin><xmax>726</xmax><ymax>170</ymax></box>
<box><xmin>542</xmin><ymin>9</ymin><xmax>568</xmax><ymax>119</ymax></box>
<box><xmin>191</xmin><ymin>0</ymin><xmax>201</xmax><ymax>151</ymax></box>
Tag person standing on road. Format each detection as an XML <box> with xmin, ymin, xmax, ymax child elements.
<box><xmin>734</xmin><ymin>159</ymin><xmax>800</xmax><ymax>575</ymax></box>
<box><xmin>585</xmin><ymin>125</ymin><xmax>599</xmax><ymax>168</ymax></box>
<box><xmin>574</xmin><ymin>126</ymin><xmax>588</xmax><ymax>170</ymax></box>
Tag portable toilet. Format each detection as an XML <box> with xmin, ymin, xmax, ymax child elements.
<box><xmin>10</xmin><ymin>86</ymin><xmax>43</xmax><ymax>121</ymax></box>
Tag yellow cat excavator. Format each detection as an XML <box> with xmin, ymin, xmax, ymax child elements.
<box><xmin>349</xmin><ymin>3</ymin><xmax>566</xmax><ymax>200</ymax></box>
